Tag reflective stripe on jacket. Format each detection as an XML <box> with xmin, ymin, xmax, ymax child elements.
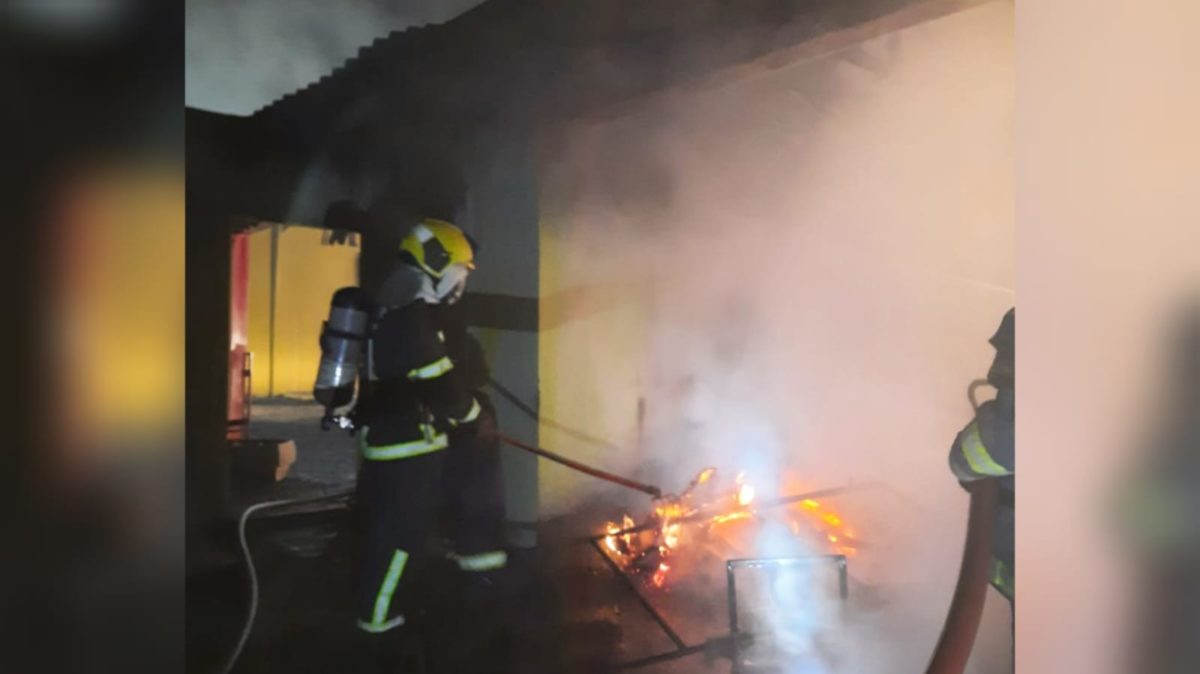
<box><xmin>357</xmin><ymin>299</ymin><xmax>478</xmax><ymax>457</ymax></box>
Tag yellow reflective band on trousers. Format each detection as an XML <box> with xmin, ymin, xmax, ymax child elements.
<box><xmin>960</xmin><ymin>422</ymin><xmax>1011</xmax><ymax>477</ymax></box>
<box><xmin>358</xmin><ymin>425</ymin><xmax>448</xmax><ymax>461</ymax></box>
<box><xmin>357</xmin><ymin>615</ymin><xmax>406</xmax><ymax>634</ymax></box>
<box><xmin>450</xmin><ymin>398</ymin><xmax>482</xmax><ymax>427</ymax></box>
<box><xmin>990</xmin><ymin>558</ymin><xmax>1014</xmax><ymax>600</ymax></box>
<box><xmin>408</xmin><ymin>355</ymin><xmax>454</xmax><ymax>381</ymax></box>
<box><xmin>359</xmin><ymin>549</ymin><xmax>409</xmax><ymax>633</ymax></box>
<box><xmin>452</xmin><ymin>550</ymin><xmax>508</xmax><ymax>572</ymax></box>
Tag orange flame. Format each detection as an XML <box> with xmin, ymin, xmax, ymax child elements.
<box><xmin>600</xmin><ymin>469</ymin><xmax>860</xmax><ymax>589</ymax></box>
<box><xmin>652</xmin><ymin>562</ymin><xmax>670</xmax><ymax>588</ymax></box>
<box><xmin>663</xmin><ymin>522</ymin><xmax>682</xmax><ymax>549</ymax></box>
<box><xmin>712</xmin><ymin>511</ymin><xmax>752</xmax><ymax>524</ymax></box>
<box><xmin>737</xmin><ymin>482</ymin><xmax>756</xmax><ymax>507</ymax></box>
<box><xmin>604</xmin><ymin>522</ymin><xmax>621</xmax><ymax>554</ymax></box>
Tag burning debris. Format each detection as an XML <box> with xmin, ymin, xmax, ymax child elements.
<box><xmin>601</xmin><ymin>467</ymin><xmax>860</xmax><ymax>588</ymax></box>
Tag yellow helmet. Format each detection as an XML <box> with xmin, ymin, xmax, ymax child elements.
<box><xmin>399</xmin><ymin>218</ymin><xmax>476</xmax><ymax>278</ymax></box>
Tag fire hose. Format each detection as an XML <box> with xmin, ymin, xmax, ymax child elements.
<box><xmin>924</xmin><ymin>376</ymin><xmax>1006</xmax><ymax>674</ymax></box>
<box><xmin>220</xmin><ymin>491</ymin><xmax>355</xmax><ymax>674</ymax></box>
<box><xmin>921</xmin><ymin>378</ymin><xmax>1008</xmax><ymax>671</ymax></box>
<box><xmin>497</xmin><ymin>433</ymin><xmax>663</xmax><ymax>498</ymax></box>
<box><xmin>923</xmin><ymin>475</ymin><xmax>999</xmax><ymax>674</ymax></box>
<box><xmin>484</xmin><ymin>376</ymin><xmax>665</xmax><ymax>498</ymax></box>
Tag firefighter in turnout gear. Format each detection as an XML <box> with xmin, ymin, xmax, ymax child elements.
<box><xmin>948</xmin><ymin>308</ymin><xmax>1015</xmax><ymax>602</ymax></box>
<box><xmin>351</xmin><ymin>218</ymin><xmax>489</xmax><ymax>659</ymax></box>
<box><xmin>435</xmin><ymin>301</ymin><xmax>508</xmax><ymax>577</ymax></box>
<box><xmin>433</xmin><ymin>299</ymin><xmax>514</xmax><ymax>670</ymax></box>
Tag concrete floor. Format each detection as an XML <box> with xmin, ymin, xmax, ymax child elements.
<box><xmin>246</xmin><ymin>397</ymin><xmax>359</xmax><ymax>490</ymax></box>
<box><xmin>187</xmin><ymin>398</ymin><xmax>1009</xmax><ymax>673</ymax></box>
<box><xmin>187</xmin><ymin>484</ymin><xmax>881</xmax><ymax>674</ymax></box>
<box><xmin>185</xmin><ymin>502</ymin><xmax>747</xmax><ymax>674</ymax></box>
<box><xmin>201</xmin><ymin>396</ymin><xmax>722</xmax><ymax>673</ymax></box>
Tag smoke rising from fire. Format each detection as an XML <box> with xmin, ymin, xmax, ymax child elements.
<box><xmin>537</xmin><ymin>2</ymin><xmax>1014</xmax><ymax>672</ymax></box>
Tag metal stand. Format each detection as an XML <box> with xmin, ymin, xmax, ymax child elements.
<box><xmin>592</xmin><ymin>545</ymin><xmax>850</xmax><ymax>671</ymax></box>
<box><xmin>725</xmin><ymin>555</ymin><xmax>849</xmax><ymax>673</ymax></box>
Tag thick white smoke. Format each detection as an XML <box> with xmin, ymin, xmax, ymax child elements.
<box><xmin>538</xmin><ymin>2</ymin><xmax>1014</xmax><ymax>672</ymax></box>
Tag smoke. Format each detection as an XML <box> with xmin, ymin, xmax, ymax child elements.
<box><xmin>538</xmin><ymin>2</ymin><xmax>1013</xmax><ymax>672</ymax></box>
<box><xmin>185</xmin><ymin>0</ymin><xmax>485</xmax><ymax>115</ymax></box>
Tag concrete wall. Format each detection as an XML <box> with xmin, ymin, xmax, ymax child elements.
<box><xmin>246</xmin><ymin>224</ymin><xmax>360</xmax><ymax>397</ymax></box>
<box><xmin>537</xmin><ymin>203</ymin><xmax>657</xmax><ymax>513</ymax></box>
<box><xmin>459</xmin><ymin>131</ymin><xmax>542</xmax><ymax>547</ymax></box>
<box><xmin>536</xmin><ymin>2</ymin><xmax>1013</xmax><ymax>671</ymax></box>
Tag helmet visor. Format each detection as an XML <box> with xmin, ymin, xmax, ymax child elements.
<box><xmin>435</xmin><ymin>263</ymin><xmax>470</xmax><ymax>305</ymax></box>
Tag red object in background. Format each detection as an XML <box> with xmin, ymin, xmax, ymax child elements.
<box><xmin>228</xmin><ymin>232</ymin><xmax>251</xmax><ymax>439</ymax></box>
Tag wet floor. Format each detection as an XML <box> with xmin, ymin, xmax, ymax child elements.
<box><xmin>185</xmin><ymin>498</ymin><xmax>756</xmax><ymax>674</ymax></box>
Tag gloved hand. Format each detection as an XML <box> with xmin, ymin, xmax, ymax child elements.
<box><xmin>320</xmin><ymin>408</ymin><xmax>358</xmax><ymax>435</ymax></box>
<box><xmin>343</xmin><ymin>408</ymin><xmax>360</xmax><ymax>436</ymax></box>
<box><xmin>320</xmin><ymin>408</ymin><xmax>338</xmax><ymax>431</ymax></box>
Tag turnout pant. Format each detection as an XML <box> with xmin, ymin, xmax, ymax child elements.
<box><xmin>355</xmin><ymin>451</ymin><xmax>445</xmax><ymax>633</ymax></box>
<box><xmin>444</xmin><ymin>405</ymin><xmax>508</xmax><ymax>574</ymax></box>
<box><xmin>355</xmin><ymin>406</ymin><xmax>509</xmax><ymax>635</ymax></box>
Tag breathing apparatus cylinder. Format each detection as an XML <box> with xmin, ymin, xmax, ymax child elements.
<box><xmin>313</xmin><ymin>286</ymin><xmax>371</xmax><ymax>412</ymax></box>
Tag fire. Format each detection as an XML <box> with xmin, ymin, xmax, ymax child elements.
<box><xmin>789</xmin><ymin>489</ymin><xmax>857</xmax><ymax>558</ymax></box>
<box><xmin>604</xmin><ymin>523</ymin><xmax>621</xmax><ymax>554</ymax></box>
<box><xmin>603</xmin><ymin>514</ymin><xmax>639</xmax><ymax>557</ymax></box>
<box><xmin>600</xmin><ymin>467</ymin><xmax>763</xmax><ymax>588</ymax></box>
<box><xmin>737</xmin><ymin>483</ymin><xmax>756</xmax><ymax>507</ymax></box>
<box><xmin>663</xmin><ymin>521</ymin><xmax>682</xmax><ymax>549</ymax></box>
<box><xmin>652</xmin><ymin>563</ymin><xmax>670</xmax><ymax>588</ymax></box>
<box><xmin>712</xmin><ymin>511</ymin><xmax>752</xmax><ymax>524</ymax></box>
<box><xmin>599</xmin><ymin>468</ymin><xmax>862</xmax><ymax>587</ymax></box>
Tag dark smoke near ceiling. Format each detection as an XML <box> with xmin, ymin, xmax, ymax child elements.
<box><xmin>185</xmin><ymin>0</ymin><xmax>486</xmax><ymax>115</ymax></box>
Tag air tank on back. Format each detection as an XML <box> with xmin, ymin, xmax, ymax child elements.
<box><xmin>313</xmin><ymin>286</ymin><xmax>371</xmax><ymax>412</ymax></box>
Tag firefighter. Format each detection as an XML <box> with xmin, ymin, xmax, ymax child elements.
<box><xmin>948</xmin><ymin>308</ymin><xmax>1015</xmax><ymax>603</ymax></box>
<box><xmin>351</xmin><ymin>217</ymin><xmax>484</xmax><ymax>666</ymax></box>
<box><xmin>433</xmin><ymin>299</ymin><xmax>513</xmax><ymax>668</ymax></box>
<box><xmin>432</xmin><ymin>300</ymin><xmax>508</xmax><ymax>578</ymax></box>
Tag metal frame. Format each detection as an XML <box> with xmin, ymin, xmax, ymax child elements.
<box><xmin>725</xmin><ymin>555</ymin><xmax>848</xmax><ymax>672</ymax></box>
<box><xmin>726</xmin><ymin>555</ymin><xmax>848</xmax><ymax>635</ymax></box>
<box><xmin>589</xmin><ymin>539</ymin><xmax>686</xmax><ymax>650</ymax></box>
<box><xmin>594</xmin><ymin>546</ymin><xmax>851</xmax><ymax>670</ymax></box>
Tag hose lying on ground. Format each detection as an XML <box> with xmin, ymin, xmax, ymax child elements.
<box><xmin>220</xmin><ymin>492</ymin><xmax>353</xmax><ymax>674</ymax></box>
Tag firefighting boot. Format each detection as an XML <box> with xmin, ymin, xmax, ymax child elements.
<box><xmin>456</xmin><ymin>571</ymin><xmax>517</xmax><ymax>673</ymax></box>
<box><xmin>355</xmin><ymin>628</ymin><xmax>428</xmax><ymax>674</ymax></box>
